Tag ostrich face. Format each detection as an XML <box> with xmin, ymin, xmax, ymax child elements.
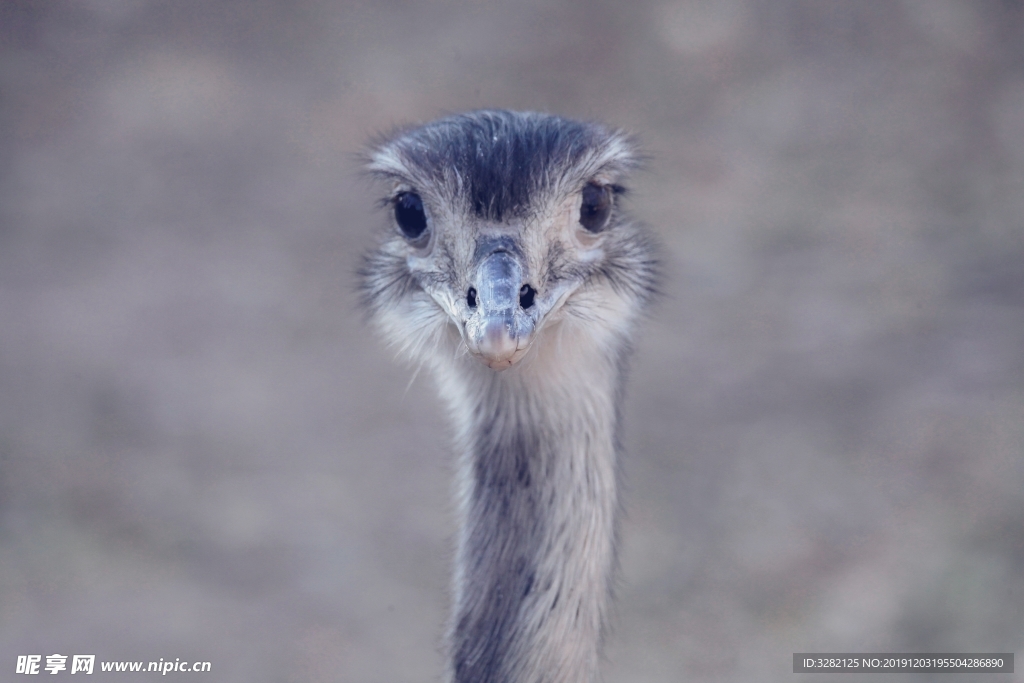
<box><xmin>361</xmin><ymin>111</ymin><xmax>657</xmax><ymax>372</ymax></box>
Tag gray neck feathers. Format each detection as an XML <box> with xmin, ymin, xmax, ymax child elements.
<box><xmin>440</xmin><ymin>335</ymin><xmax>624</xmax><ymax>683</ymax></box>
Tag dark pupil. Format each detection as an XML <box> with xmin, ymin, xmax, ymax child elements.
<box><xmin>579</xmin><ymin>183</ymin><xmax>611</xmax><ymax>233</ymax></box>
<box><xmin>394</xmin><ymin>192</ymin><xmax>427</xmax><ymax>240</ymax></box>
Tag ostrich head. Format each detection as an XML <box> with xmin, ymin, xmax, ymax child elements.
<box><xmin>361</xmin><ymin>110</ymin><xmax>657</xmax><ymax>376</ymax></box>
<box><xmin>360</xmin><ymin>111</ymin><xmax>659</xmax><ymax>681</ymax></box>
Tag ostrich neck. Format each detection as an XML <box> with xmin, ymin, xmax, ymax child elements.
<box><xmin>443</xmin><ymin>340</ymin><xmax>623</xmax><ymax>683</ymax></box>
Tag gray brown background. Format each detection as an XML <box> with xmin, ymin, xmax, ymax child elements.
<box><xmin>1</xmin><ymin>1</ymin><xmax>1022</xmax><ymax>681</ymax></box>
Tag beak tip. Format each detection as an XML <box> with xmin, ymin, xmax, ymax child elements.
<box><xmin>464</xmin><ymin>316</ymin><xmax>533</xmax><ymax>370</ymax></box>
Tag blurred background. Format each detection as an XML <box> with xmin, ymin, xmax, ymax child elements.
<box><xmin>1</xmin><ymin>1</ymin><xmax>1022</xmax><ymax>681</ymax></box>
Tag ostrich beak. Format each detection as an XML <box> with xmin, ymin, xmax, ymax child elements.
<box><xmin>463</xmin><ymin>250</ymin><xmax>536</xmax><ymax>370</ymax></box>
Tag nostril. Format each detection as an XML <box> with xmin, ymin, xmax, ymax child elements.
<box><xmin>467</xmin><ymin>287</ymin><xmax>477</xmax><ymax>309</ymax></box>
<box><xmin>519</xmin><ymin>284</ymin><xmax>536</xmax><ymax>309</ymax></box>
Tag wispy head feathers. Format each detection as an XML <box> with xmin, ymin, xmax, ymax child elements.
<box><xmin>366</xmin><ymin>110</ymin><xmax>640</xmax><ymax>220</ymax></box>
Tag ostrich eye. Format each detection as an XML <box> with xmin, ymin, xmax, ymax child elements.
<box><xmin>579</xmin><ymin>183</ymin><xmax>612</xmax><ymax>233</ymax></box>
<box><xmin>394</xmin><ymin>191</ymin><xmax>428</xmax><ymax>241</ymax></box>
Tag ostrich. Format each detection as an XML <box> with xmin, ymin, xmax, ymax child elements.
<box><xmin>360</xmin><ymin>110</ymin><xmax>658</xmax><ymax>683</ymax></box>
